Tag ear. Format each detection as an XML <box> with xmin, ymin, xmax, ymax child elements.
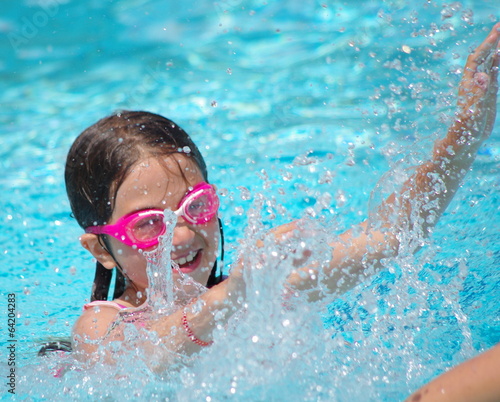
<box><xmin>79</xmin><ymin>233</ymin><xmax>117</xmax><ymax>270</ymax></box>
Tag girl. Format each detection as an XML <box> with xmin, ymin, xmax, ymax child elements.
<box><xmin>66</xmin><ymin>23</ymin><xmax>499</xmax><ymax>370</ymax></box>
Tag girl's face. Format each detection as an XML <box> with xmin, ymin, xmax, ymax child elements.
<box><xmin>105</xmin><ymin>154</ymin><xmax>220</xmax><ymax>293</ymax></box>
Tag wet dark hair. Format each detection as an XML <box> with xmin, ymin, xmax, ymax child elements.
<box><xmin>65</xmin><ymin>110</ymin><xmax>223</xmax><ymax>301</ymax></box>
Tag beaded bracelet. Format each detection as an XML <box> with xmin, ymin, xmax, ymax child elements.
<box><xmin>181</xmin><ymin>310</ymin><xmax>213</xmax><ymax>347</ymax></box>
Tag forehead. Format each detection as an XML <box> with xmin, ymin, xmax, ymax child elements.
<box><xmin>113</xmin><ymin>153</ymin><xmax>203</xmax><ymax>214</ymax></box>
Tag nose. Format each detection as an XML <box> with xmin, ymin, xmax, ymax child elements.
<box><xmin>172</xmin><ymin>223</ymin><xmax>195</xmax><ymax>252</ymax></box>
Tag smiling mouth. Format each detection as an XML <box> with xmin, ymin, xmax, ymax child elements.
<box><xmin>172</xmin><ymin>250</ymin><xmax>200</xmax><ymax>268</ymax></box>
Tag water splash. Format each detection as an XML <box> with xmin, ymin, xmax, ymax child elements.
<box><xmin>165</xmin><ymin>197</ymin><xmax>339</xmax><ymax>400</ymax></box>
<box><xmin>119</xmin><ymin>208</ymin><xmax>211</xmax><ymax>319</ymax></box>
<box><xmin>17</xmin><ymin>187</ymin><xmax>484</xmax><ymax>401</ymax></box>
<box><xmin>142</xmin><ymin>209</ymin><xmax>177</xmax><ymax>312</ymax></box>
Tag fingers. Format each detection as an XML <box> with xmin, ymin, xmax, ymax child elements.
<box><xmin>458</xmin><ymin>24</ymin><xmax>500</xmax><ymax>108</ymax></box>
<box><xmin>473</xmin><ymin>72</ymin><xmax>491</xmax><ymax>92</ymax></box>
<box><xmin>463</xmin><ymin>23</ymin><xmax>500</xmax><ymax>81</ymax></box>
<box><xmin>485</xmin><ymin>50</ymin><xmax>499</xmax><ymax>103</ymax></box>
<box><xmin>489</xmin><ymin>43</ymin><xmax>499</xmax><ymax>88</ymax></box>
<box><xmin>484</xmin><ymin>47</ymin><xmax>499</xmax><ymax>134</ymax></box>
<box><xmin>450</xmin><ymin>24</ymin><xmax>500</xmax><ymax>145</ymax></box>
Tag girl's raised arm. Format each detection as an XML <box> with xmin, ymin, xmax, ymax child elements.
<box><xmin>286</xmin><ymin>23</ymin><xmax>500</xmax><ymax>297</ymax></box>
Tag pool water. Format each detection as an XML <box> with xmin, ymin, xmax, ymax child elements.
<box><xmin>1</xmin><ymin>0</ymin><xmax>499</xmax><ymax>400</ymax></box>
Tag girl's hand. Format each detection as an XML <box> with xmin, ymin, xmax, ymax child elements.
<box><xmin>438</xmin><ymin>23</ymin><xmax>500</xmax><ymax>162</ymax></box>
<box><xmin>459</xmin><ymin>23</ymin><xmax>499</xmax><ymax>136</ymax></box>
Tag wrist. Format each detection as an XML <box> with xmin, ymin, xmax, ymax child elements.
<box><xmin>181</xmin><ymin>309</ymin><xmax>213</xmax><ymax>347</ymax></box>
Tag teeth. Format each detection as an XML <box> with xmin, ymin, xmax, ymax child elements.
<box><xmin>174</xmin><ymin>250</ymin><xmax>198</xmax><ymax>266</ymax></box>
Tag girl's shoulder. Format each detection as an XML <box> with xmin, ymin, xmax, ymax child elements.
<box><xmin>73</xmin><ymin>300</ymin><xmax>130</xmax><ymax>354</ymax></box>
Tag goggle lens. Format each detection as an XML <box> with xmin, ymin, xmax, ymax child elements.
<box><xmin>129</xmin><ymin>213</ymin><xmax>166</xmax><ymax>243</ymax></box>
<box><xmin>182</xmin><ymin>187</ymin><xmax>219</xmax><ymax>224</ymax></box>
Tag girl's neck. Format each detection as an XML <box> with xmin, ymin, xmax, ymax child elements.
<box><xmin>116</xmin><ymin>286</ymin><xmax>147</xmax><ymax>307</ymax></box>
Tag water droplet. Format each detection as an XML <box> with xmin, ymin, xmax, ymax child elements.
<box><xmin>461</xmin><ymin>8</ymin><xmax>474</xmax><ymax>24</ymax></box>
<box><xmin>237</xmin><ymin>186</ymin><xmax>251</xmax><ymax>201</ymax></box>
<box><xmin>318</xmin><ymin>170</ymin><xmax>334</xmax><ymax>184</ymax></box>
<box><xmin>336</xmin><ymin>190</ymin><xmax>347</xmax><ymax>207</ymax></box>
<box><xmin>282</xmin><ymin>171</ymin><xmax>293</xmax><ymax>181</ymax></box>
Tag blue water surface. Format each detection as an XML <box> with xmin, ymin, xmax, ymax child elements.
<box><xmin>1</xmin><ymin>0</ymin><xmax>499</xmax><ymax>400</ymax></box>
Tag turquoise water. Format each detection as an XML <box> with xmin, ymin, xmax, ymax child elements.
<box><xmin>1</xmin><ymin>0</ymin><xmax>499</xmax><ymax>400</ymax></box>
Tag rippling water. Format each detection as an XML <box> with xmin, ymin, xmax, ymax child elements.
<box><xmin>2</xmin><ymin>0</ymin><xmax>499</xmax><ymax>400</ymax></box>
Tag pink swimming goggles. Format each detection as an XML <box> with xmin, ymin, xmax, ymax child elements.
<box><xmin>85</xmin><ymin>182</ymin><xmax>219</xmax><ymax>249</ymax></box>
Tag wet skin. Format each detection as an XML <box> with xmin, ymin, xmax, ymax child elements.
<box><xmin>80</xmin><ymin>154</ymin><xmax>220</xmax><ymax>307</ymax></box>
